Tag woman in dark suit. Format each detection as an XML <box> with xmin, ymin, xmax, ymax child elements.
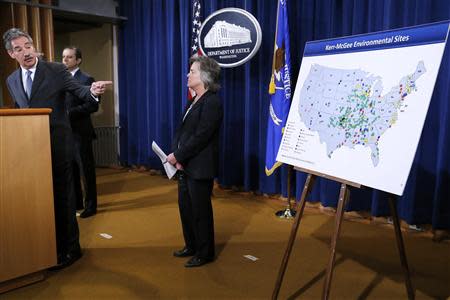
<box><xmin>167</xmin><ymin>55</ymin><xmax>223</xmax><ymax>268</ymax></box>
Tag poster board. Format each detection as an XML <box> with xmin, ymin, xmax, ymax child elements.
<box><xmin>276</xmin><ymin>21</ymin><xmax>450</xmax><ymax>195</ymax></box>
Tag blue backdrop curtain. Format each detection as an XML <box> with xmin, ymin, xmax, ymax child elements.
<box><xmin>118</xmin><ymin>0</ymin><xmax>450</xmax><ymax>230</ymax></box>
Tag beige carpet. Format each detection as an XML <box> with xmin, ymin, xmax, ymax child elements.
<box><xmin>1</xmin><ymin>168</ymin><xmax>449</xmax><ymax>299</ymax></box>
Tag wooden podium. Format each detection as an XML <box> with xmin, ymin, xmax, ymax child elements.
<box><xmin>0</xmin><ymin>109</ymin><xmax>57</xmax><ymax>293</ymax></box>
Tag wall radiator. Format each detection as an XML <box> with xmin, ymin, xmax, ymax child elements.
<box><xmin>93</xmin><ymin>126</ymin><xmax>120</xmax><ymax>167</ymax></box>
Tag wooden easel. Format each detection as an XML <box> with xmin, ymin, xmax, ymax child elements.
<box><xmin>272</xmin><ymin>170</ymin><xmax>415</xmax><ymax>300</ymax></box>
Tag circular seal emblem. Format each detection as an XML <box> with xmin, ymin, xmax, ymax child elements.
<box><xmin>199</xmin><ymin>8</ymin><xmax>262</xmax><ymax>68</ymax></box>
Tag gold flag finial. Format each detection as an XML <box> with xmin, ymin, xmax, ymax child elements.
<box><xmin>269</xmin><ymin>74</ymin><xmax>276</xmax><ymax>94</ymax></box>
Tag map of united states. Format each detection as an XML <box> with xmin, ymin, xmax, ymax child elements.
<box><xmin>298</xmin><ymin>61</ymin><xmax>426</xmax><ymax>166</ymax></box>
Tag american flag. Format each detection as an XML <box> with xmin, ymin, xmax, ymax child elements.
<box><xmin>191</xmin><ymin>0</ymin><xmax>203</xmax><ymax>55</ymax></box>
<box><xmin>188</xmin><ymin>0</ymin><xmax>203</xmax><ymax>100</ymax></box>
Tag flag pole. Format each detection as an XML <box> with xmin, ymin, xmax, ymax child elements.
<box><xmin>268</xmin><ymin>0</ymin><xmax>280</xmax><ymax>94</ymax></box>
<box><xmin>272</xmin><ymin>0</ymin><xmax>295</xmax><ymax>219</ymax></box>
<box><xmin>275</xmin><ymin>165</ymin><xmax>296</xmax><ymax>218</ymax></box>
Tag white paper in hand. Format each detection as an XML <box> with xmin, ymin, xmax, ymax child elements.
<box><xmin>152</xmin><ymin>141</ymin><xmax>177</xmax><ymax>179</ymax></box>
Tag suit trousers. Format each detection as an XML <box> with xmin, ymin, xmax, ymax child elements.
<box><xmin>177</xmin><ymin>172</ymin><xmax>215</xmax><ymax>260</ymax></box>
<box><xmin>51</xmin><ymin>128</ymin><xmax>81</xmax><ymax>256</ymax></box>
<box><xmin>73</xmin><ymin>134</ymin><xmax>97</xmax><ymax>212</ymax></box>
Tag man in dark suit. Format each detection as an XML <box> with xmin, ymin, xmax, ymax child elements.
<box><xmin>167</xmin><ymin>55</ymin><xmax>223</xmax><ymax>268</ymax></box>
<box><xmin>3</xmin><ymin>28</ymin><xmax>110</xmax><ymax>269</ymax></box>
<box><xmin>62</xmin><ymin>46</ymin><xmax>98</xmax><ymax>218</ymax></box>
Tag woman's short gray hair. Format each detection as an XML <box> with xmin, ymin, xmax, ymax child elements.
<box><xmin>3</xmin><ymin>28</ymin><xmax>33</xmax><ymax>51</ymax></box>
<box><xmin>189</xmin><ymin>55</ymin><xmax>221</xmax><ymax>92</ymax></box>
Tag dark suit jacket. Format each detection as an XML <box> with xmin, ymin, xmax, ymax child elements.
<box><xmin>172</xmin><ymin>91</ymin><xmax>223</xmax><ymax>180</ymax></box>
<box><xmin>67</xmin><ymin>70</ymin><xmax>98</xmax><ymax>139</ymax></box>
<box><xmin>6</xmin><ymin>59</ymin><xmax>96</xmax><ymax>161</ymax></box>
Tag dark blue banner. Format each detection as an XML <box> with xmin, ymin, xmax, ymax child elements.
<box><xmin>304</xmin><ymin>21</ymin><xmax>450</xmax><ymax>57</ymax></box>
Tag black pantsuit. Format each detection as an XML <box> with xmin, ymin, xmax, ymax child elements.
<box><xmin>178</xmin><ymin>173</ymin><xmax>215</xmax><ymax>259</ymax></box>
<box><xmin>172</xmin><ymin>90</ymin><xmax>223</xmax><ymax>260</ymax></box>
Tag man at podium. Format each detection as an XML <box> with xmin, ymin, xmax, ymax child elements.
<box><xmin>2</xmin><ymin>28</ymin><xmax>110</xmax><ymax>269</ymax></box>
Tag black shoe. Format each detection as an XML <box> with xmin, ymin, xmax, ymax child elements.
<box><xmin>173</xmin><ymin>247</ymin><xmax>195</xmax><ymax>257</ymax></box>
<box><xmin>49</xmin><ymin>250</ymin><xmax>82</xmax><ymax>270</ymax></box>
<box><xmin>184</xmin><ymin>256</ymin><xmax>212</xmax><ymax>268</ymax></box>
<box><xmin>80</xmin><ymin>209</ymin><xmax>96</xmax><ymax>218</ymax></box>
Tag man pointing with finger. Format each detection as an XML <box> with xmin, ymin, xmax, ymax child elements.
<box><xmin>3</xmin><ymin>28</ymin><xmax>112</xmax><ymax>270</ymax></box>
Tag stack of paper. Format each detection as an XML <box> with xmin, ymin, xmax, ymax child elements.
<box><xmin>151</xmin><ymin>141</ymin><xmax>177</xmax><ymax>179</ymax></box>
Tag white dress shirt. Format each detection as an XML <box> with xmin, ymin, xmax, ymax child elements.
<box><xmin>70</xmin><ymin>67</ymin><xmax>79</xmax><ymax>77</ymax></box>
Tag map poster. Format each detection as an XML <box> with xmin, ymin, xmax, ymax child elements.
<box><xmin>276</xmin><ymin>21</ymin><xmax>450</xmax><ymax>196</ymax></box>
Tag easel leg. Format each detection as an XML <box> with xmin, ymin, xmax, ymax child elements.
<box><xmin>322</xmin><ymin>184</ymin><xmax>350</xmax><ymax>300</ymax></box>
<box><xmin>387</xmin><ymin>195</ymin><xmax>415</xmax><ymax>300</ymax></box>
<box><xmin>272</xmin><ymin>174</ymin><xmax>316</xmax><ymax>300</ymax></box>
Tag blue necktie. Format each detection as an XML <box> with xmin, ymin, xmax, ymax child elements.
<box><xmin>26</xmin><ymin>70</ymin><xmax>32</xmax><ymax>99</ymax></box>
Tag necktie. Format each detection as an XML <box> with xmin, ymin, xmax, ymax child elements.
<box><xmin>26</xmin><ymin>70</ymin><xmax>33</xmax><ymax>99</ymax></box>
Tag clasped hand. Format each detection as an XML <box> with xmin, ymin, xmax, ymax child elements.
<box><xmin>167</xmin><ymin>153</ymin><xmax>184</xmax><ymax>170</ymax></box>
